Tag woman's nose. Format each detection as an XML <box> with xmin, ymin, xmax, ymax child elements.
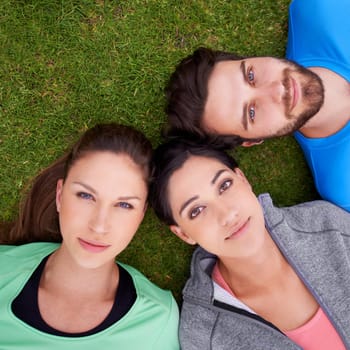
<box><xmin>89</xmin><ymin>207</ymin><xmax>110</xmax><ymax>234</ymax></box>
<box><xmin>217</xmin><ymin>203</ymin><xmax>238</xmax><ymax>227</ymax></box>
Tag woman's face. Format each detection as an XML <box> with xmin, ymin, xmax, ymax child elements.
<box><xmin>56</xmin><ymin>151</ymin><xmax>148</xmax><ymax>269</ymax></box>
<box><xmin>168</xmin><ymin>155</ymin><xmax>266</xmax><ymax>259</ymax></box>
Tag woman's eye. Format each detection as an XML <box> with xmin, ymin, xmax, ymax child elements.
<box><xmin>189</xmin><ymin>206</ymin><xmax>204</xmax><ymax>219</ymax></box>
<box><xmin>249</xmin><ymin>106</ymin><xmax>255</xmax><ymax>122</ymax></box>
<box><xmin>219</xmin><ymin>180</ymin><xmax>232</xmax><ymax>194</ymax></box>
<box><xmin>118</xmin><ymin>202</ymin><xmax>133</xmax><ymax>209</ymax></box>
<box><xmin>247</xmin><ymin>68</ymin><xmax>255</xmax><ymax>83</ymax></box>
<box><xmin>77</xmin><ymin>192</ymin><xmax>93</xmax><ymax>200</ymax></box>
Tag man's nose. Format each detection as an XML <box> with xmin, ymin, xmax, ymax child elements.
<box><xmin>257</xmin><ymin>81</ymin><xmax>284</xmax><ymax>104</ymax></box>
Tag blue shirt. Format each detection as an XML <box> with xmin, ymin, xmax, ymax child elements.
<box><xmin>286</xmin><ymin>0</ymin><xmax>350</xmax><ymax>211</ymax></box>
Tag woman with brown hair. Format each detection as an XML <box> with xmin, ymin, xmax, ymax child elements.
<box><xmin>0</xmin><ymin>123</ymin><xmax>179</xmax><ymax>349</ymax></box>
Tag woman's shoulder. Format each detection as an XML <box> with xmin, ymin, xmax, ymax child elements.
<box><xmin>260</xmin><ymin>193</ymin><xmax>350</xmax><ymax>234</ymax></box>
<box><xmin>282</xmin><ymin>199</ymin><xmax>350</xmax><ymax>233</ymax></box>
<box><xmin>0</xmin><ymin>243</ymin><xmax>59</xmax><ymax>291</ymax></box>
<box><xmin>0</xmin><ymin>242</ymin><xmax>59</xmax><ymax>260</ymax></box>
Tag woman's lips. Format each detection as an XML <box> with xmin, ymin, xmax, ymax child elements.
<box><xmin>225</xmin><ymin>218</ymin><xmax>250</xmax><ymax>240</ymax></box>
<box><xmin>78</xmin><ymin>238</ymin><xmax>110</xmax><ymax>253</ymax></box>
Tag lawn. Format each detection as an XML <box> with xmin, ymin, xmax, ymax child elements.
<box><xmin>0</xmin><ymin>0</ymin><xmax>317</xmax><ymax>301</ymax></box>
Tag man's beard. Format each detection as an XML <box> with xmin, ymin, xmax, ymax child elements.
<box><xmin>273</xmin><ymin>60</ymin><xmax>325</xmax><ymax>137</ymax></box>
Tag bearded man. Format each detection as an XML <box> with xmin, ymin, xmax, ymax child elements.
<box><xmin>165</xmin><ymin>0</ymin><xmax>350</xmax><ymax>212</ymax></box>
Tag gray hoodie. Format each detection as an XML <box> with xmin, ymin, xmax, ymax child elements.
<box><xmin>180</xmin><ymin>194</ymin><xmax>350</xmax><ymax>350</ymax></box>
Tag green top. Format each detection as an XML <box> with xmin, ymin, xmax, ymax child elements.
<box><xmin>0</xmin><ymin>242</ymin><xmax>179</xmax><ymax>349</ymax></box>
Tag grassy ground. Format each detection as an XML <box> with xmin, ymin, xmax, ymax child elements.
<box><xmin>0</xmin><ymin>0</ymin><xmax>318</xmax><ymax>301</ymax></box>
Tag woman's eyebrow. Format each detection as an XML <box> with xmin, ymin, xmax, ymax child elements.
<box><xmin>179</xmin><ymin>169</ymin><xmax>229</xmax><ymax>216</ymax></box>
<box><xmin>179</xmin><ymin>196</ymin><xmax>199</xmax><ymax>216</ymax></box>
<box><xmin>211</xmin><ymin>169</ymin><xmax>228</xmax><ymax>184</ymax></box>
<box><xmin>73</xmin><ymin>181</ymin><xmax>97</xmax><ymax>194</ymax></box>
<box><xmin>117</xmin><ymin>195</ymin><xmax>142</xmax><ymax>201</ymax></box>
<box><xmin>73</xmin><ymin>182</ymin><xmax>141</xmax><ymax>200</ymax></box>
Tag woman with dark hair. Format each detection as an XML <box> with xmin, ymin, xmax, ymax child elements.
<box><xmin>0</xmin><ymin>123</ymin><xmax>179</xmax><ymax>349</ymax></box>
<box><xmin>150</xmin><ymin>138</ymin><xmax>350</xmax><ymax>350</ymax></box>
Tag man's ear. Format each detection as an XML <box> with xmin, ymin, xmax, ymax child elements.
<box><xmin>56</xmin><ymin>179</ymin><xmax>63</xmax><ymax>213</ymax></box>
<box><xmin>241</xmin><ymin>140</ymin><xmax>264</xmax><ymax>147</ymax></box>
<box><xmin>170</xmin><ymin>225</ymin><xmax>197</xmax><ymax>245</ymax></box>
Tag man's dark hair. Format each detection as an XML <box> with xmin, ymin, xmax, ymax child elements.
<box><xmin>164</xmin><ymin>47</ymin><xmax>244</xmax><ymax>147</ymax></box>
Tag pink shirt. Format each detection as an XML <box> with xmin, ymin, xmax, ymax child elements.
<box><xmin>212</xmin><ymin>264</ymin><xmax>345</xmax><ymax>350</ymax></box>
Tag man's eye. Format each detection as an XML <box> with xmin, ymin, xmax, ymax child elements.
<box><xmin>249</xmin><ymin>106</ymin><xmax>255</xmax><ymax>122</ymax></box>
<box><xmin>189</xmin><ymin>206</ymin><xmax>204</xmax><ymax>219</ymax></box>
<box><xmin>219</xmin><ymin>180</ymin><xmax>232</xmax><ymax>194</ymax></box>
<box><xmin>247</xmin><ymin>68</ymin><xmax>255</xmax><ymax>83</ymax></box>
<box><xmin>118</xmin><ymin>202</ymin><xmax>133</xmax><ymax>209</ymax></box>
<box><xmin>77</xmin><ymin>192</ymin><xmax>93</xmax><ymax>200</ymax></box>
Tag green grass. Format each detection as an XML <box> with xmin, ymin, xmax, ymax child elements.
<box><xmin>0</xmin><ymin>0</ymin><xmax>317</xmax><ymax>301</ymax></box>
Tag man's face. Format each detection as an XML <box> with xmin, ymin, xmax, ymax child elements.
<box><xmin>203</xmin><ymin>57</ymin><xmax>324</xmax><ymax>140</ymax></box>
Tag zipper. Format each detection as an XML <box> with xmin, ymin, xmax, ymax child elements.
<box><xmin>265</xmin><ymin>220</ymin><xmax>349</xmax><ymax>349</ymax></box>
<box><xmin>182</xmin><ymin>294</ymin><xmax>303</xmax><ymax>350</ymax></box>
<box><xmin>213</xmin><ymin>299</ymin><xmax>283</xmax><ymax>333</ymax></box>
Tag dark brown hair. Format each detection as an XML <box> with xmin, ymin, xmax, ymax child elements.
<box><xmin>2</xmin><ymin>123</ymin><xmax>153</xmax><ymax>245</ymax></box>
<box><xmin>149</xmin><ymin>137</ymin><xmax>238</xmax><ymax>226</ymax></box>
<box><xmin>164</xmin><ymin>47</ymin><xmax>245</xmax><ymax>148</ymax></box>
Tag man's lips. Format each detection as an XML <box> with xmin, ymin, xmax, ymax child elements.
<box><xmin>289</xmin><ymin>76</ymin><xmax>299</xmax><ymax>112</ymax></box>
<box><xmin>78</xmin><ymin>238</ymin><xmax>111</xmax><ymax>253</ymax></box>
<box><xmin>225</xmin><ymin>218</ymin><xmax>250</xmax><ymax>240</ymax></box>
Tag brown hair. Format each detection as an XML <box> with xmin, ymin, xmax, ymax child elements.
<box><xmin>149</xmin><ymin>137</ymin><xmax>238</xmax><ymax>226</ymax></box>
<box><xmin>2</xmin><ymin>123</ymin><xmax>153</xmax><ymax>245</ymax></box>
<box><xmin>164</xmin><ymin>47</ymin><xmax>244</xmax><ymax>147</ymax></box>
